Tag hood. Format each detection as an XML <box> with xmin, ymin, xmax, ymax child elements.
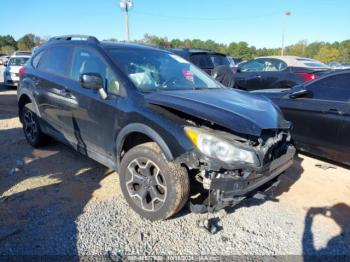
<box><xmin>145</xmin><ymin>88</ymin><xmax>290</xmax><ymax>137</ymax></box>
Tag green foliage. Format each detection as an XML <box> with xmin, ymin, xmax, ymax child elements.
<box><xmin>315</xmin><ymin>46</ymin><xmax>341</xmax><ymax>63</ymax></box>
<box><xmin>17</xmin><ymin>34</ymin><xmax>39</xmax><ymax>51</ymax></box>
<box><xmin>140</xmin><ymin>34</ymin><xmax>350</xmax><ymax>63</ymax></box>
<box><xmin>0</xmin><ymin>35</ymin><xmax>17</xmax><ymax>49</ymax></box>
<box><xmin>1</xmin><ymin>33</ymin><xmax>349</xmax><ymax>63</ymax></box>
<box><xmin>0</xmin><ymin>45</ymin><xmax>16</xmax><ymax>55</ymax></box>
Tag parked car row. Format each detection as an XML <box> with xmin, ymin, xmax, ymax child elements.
<box><xmin>3</xmin><ymin>54</ymin><xmax>31</xmax><ymax>87</ymax></box>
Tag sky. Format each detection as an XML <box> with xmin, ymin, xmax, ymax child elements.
<box><xmin>1</xmin><ymin>0</ymin><xmax>349</xmax><ymax>48</ymax></box>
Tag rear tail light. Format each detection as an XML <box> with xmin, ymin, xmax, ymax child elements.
<box><xmin>18</xmin><ymin>66</ymin><xmax>26</xmax><ymax>77</ymax></box>
<box><xmin>297</xmin><ymin>72</ymin><xmax>316</xmax><ymax>82</ymax></box>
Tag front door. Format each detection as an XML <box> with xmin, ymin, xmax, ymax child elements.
<box><xmin>65</xmin><ymin>46</ymin><xmax>123</xmax><ymax>164</ymax></box>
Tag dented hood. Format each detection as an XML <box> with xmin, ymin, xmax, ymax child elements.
<box><xmin>145</xmin><ymin>88</ymin><xmax>290</xmax><ymax>137</ymax></box>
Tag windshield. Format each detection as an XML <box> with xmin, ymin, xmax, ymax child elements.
<box><xmin>8</xmin><ymin>57</ymin><xmax>29</xmax><ymax>66</ymax></box>
<box><xmin>108</xmin><ymin>49</ymin><xmax>220</xmax><ymax>91</ymax></box>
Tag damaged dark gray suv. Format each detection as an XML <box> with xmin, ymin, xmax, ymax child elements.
<box><xmin>18</xmin><ymin>35</ymin><xmax>295</xmax><ymax>221</ymax></box>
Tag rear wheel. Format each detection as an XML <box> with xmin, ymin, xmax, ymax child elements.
<box><xmin>119</xmin><ymin>142</ymin><xmax>189</xmax><ymax>221</ymax></box>
<box><xmin>21</xmin><ymin>104</ymin><xmax>50</xmax><ymax>147</ymax></box>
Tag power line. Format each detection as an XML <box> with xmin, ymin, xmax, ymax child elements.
<box><xmin>133</xmin><ymin>11</ymin><xmax>280</xmax><ymax>21</ymax></box>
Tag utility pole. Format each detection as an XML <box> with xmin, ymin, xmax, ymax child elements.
<box><xmin>120</xmin><ymin>0</ymin><xmax>133</xmax><ymax>42</ymax></box>
<box><xmin>281</xmin><ymin>11</ymin><xmax>291</xmax><ymax>56</ymax></box>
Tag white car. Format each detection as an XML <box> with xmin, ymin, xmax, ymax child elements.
<box><xmin>3</xmin><ymin>55</ymin><xmax>30</xmax><ymax>87</ymax></box>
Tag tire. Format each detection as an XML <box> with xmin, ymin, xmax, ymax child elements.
<box><xmin>21</xmin><ymin>104</ymin><xmax>50</xmax><ymax>147</ymax></box>
<box><xmin>119</xmin><ymin>142</ymin><xmax>189</xmax><ymax>221</ymax></box>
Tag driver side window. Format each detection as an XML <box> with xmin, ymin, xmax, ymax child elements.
<box><xmin>70</xmin><ymin>47</ymin><xmax>121</xmax><ymax>95</ymax></box>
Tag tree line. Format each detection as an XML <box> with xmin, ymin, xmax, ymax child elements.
<box><xmin>0</xmin><ymin>34</ymin><xmax>41</xmax><ymax>55</ymax></box>
<box><xmin>1</xmin><ymin>33</ymin><xmax>349</xmax><ymax>63</ymax></box>
<box><xmin>139</xmin><ymin>34</ymin><xmax>350</xmax><ymax>63</ymax></box>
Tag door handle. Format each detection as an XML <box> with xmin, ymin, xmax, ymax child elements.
<box><xmin>58</xmin><ymin>88</ymin><xmax>71</xmax><ymax>97</ymax></box>
<box><xmin>324</xmin><ymin>108</ymin><xmax>344</xmax><ymax>115</ymax></box>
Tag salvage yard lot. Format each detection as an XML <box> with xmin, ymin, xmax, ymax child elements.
<box><xmin>0</xmin><ymin>65</ymin><xmax>349</xmax><ymax>256</ymax></box>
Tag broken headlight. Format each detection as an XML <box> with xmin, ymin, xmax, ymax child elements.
<box><xmin>185</xmin><ymin>127</ymin><xmax>259</xmax><ymax>165</ymax></box>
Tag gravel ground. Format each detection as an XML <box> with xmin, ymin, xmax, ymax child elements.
<box><xmin>0</xmin><ymin>76</ymin><xmax>349</xmax><ymax>258</ymax></box>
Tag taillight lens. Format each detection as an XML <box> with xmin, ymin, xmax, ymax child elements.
<box><xmin>297</xmin><ymin>72</ymin><xmax>316</xmax><ymax>82</ymax></box>
<box><xmin>18</xmin><ymin>66</ymin><xmax>26</xmax><ymax>77</ymax></box>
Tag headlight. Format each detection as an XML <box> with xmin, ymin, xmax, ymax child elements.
<box><xmin>185</xmin><ymin>126</ymin><xmax>259</xmax><ymax>165</ymax></box>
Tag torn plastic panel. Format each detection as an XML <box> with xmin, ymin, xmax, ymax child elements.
<box><xmin>176</xmin><ymin>127</ymin><xmax>295</xmax><ymax>212</ymax></box>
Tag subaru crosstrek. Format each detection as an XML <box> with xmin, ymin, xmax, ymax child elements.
<box><xmin>17</xmin><ymin>35</ymin><xmax>295</xmax><ymax>221</ymax></box>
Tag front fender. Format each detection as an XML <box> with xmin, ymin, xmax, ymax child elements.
<box><xmin>115</xmin><ymin>123</ymin><xmax>174</xmax><ymax>170</ymax></box>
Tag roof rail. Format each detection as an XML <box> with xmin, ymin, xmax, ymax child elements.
<box><xmin>48</xmin><ymin>35</ymin><xmax>99</xmax><ymax>44</ymax></box>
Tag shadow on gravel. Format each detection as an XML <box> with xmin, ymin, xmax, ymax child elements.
<box><xmin>0</xmin><ymin>135</ymin><xmax>112</xmax><ymax>255</ymax></box>
<box><xmin>0</xmin><ymin>85</ymin><xmax>18</xmax><ymax>120</ymax></box>
<box><xmin>302</xmin><ymin>203</ymin><xmax>350</xmax><ymax>257</ymax></box>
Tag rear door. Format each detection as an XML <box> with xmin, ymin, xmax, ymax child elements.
<box><xmin>257</xmin><ymin>58</ymin><xmax>292</xmax><ymax>89</ymax></box>
<box><xmin>32</xmin><ymin>46</ymin><xmax>74</xmax><ymax>141</ymax></box>
<box><xmin>235</xmin><ymin>59</ymin><xmax>265</xmax><ymax>90</ymax></box>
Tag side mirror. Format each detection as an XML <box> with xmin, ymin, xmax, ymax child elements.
<box><xmin>289</xmin><ymin>89</ymin><xmax>312</xmax><ymax>99</ymax></box>
<box><xmin>80</xmin><ymin>73</ymin><xmax>108</xmax><ymax>99</ymax></box>
<box><xmin>80</xmin><ymin>73</ymin><xmax>104</xmax><ymax>90</ymax></box>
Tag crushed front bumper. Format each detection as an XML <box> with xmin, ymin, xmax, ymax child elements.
<box><xmin>188</xmin><ymin>145</ymin><xmax>296</xmax><ymax>213</ymax></box>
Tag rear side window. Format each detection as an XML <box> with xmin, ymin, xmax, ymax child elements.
<box><xmin>190</xmin><ymin>54</ymin><xmax>214</xmax><ymax>69</ymax></box>
<box><xmin>307</xmin><ymin>73</ymin><xmax>350</xmax><ymax>102</ymax></box>
<box><xmin>37</xmin><ymin>46</ymin><xmax>72</xmax><ymax>77</ymax></box>
<box><xmin>209</xmin><ymin>54</ymin><xmax>230</xmax><ymax>67</ymax></box>
<box><xmin>32</xmin><ymin>51</ymin><xmax>44</xmax><ymax>68</ymax></box>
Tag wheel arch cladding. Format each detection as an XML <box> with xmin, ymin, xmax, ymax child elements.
<box><xmin>18</xmin><ymin>94</ymin><xmax>32</xmax><ymax>121</ymax></box>
<box><xmin>116</xmin><ymin>123</ymin><xmax>174</xmax><ymax>167</ymax></box>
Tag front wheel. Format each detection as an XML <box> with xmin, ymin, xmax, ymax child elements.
<box><xmin>119</xmin><ymin>142</ymin><xmax>189</xmax><ymax>221</ymax></box>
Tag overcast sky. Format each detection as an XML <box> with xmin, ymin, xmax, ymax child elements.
<box><xmin>1</xmin><ymin>0</ymin><xmax>349</xmax><ymax>48</ymax></box>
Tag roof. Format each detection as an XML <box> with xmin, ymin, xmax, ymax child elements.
<box><xmin>255</xmin><ymin>55</ymin><xmax>329</xmax><ymax>68</ymax></box>
<box><xmin>9</xmin><ymin>55</ymin><xmax>31</xmax><ymax>59</ymax></box>
<box><xmin>170</xmin><ymin>48</ymin><xmax>226</xmax><ymax>55</ymax></box>
<box><xmin>100</xmin><ymin>41</ymin><xmax>168</xmax><ymax>52</ymax></box>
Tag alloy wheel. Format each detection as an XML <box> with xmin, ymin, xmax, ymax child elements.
<box><xmin>126</xmin><ymin>158</ymin><xmax>167</xmax><ymax>212</ymax></box>
<box><xmin>23</xmin><ymin>110</ymin><xmax>38</xmax><ymax>143</ymax></box>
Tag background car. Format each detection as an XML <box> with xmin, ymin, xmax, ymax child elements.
<box><xmin>234</xmin><ymin>56</ymin><xmax>330</xmax><ymax>91</ymax></box>
<box><xmin>253</xmin><ymin>70</ymin><xmax>350</xmax><ymax>165</ymax></box>
<box><xmin>12</xmin><ymin>51</ymin><xmax>32</xmax><ymax>56</ymax></box>
<box><xmin>328</xmin><ymin>61</ymin><xmax>350</xmax><ymax>70</ymax></box>
<box><xmin>3</xmin><ymin>55</ymin><xmax>30</xmax><ymax>87</ymax></box>
<box><xmin>227</xmin><ymin>56</ymin><xmax>243</xmax><ymax>72</ymax></box>
<box><xmin>0</xmin><ymin>55</ymin><xmax>9</xmax><ymax>65</ymax></box>
<box><xmin>170</xmin><ymin>48</ymin><xmax>231</xmax><ymax>75</ymax></box>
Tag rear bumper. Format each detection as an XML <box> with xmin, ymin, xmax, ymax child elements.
<box><xmin>4</xmin><ymin>76</ymin><xmax>19</xmax><ymax>86</ymax></box>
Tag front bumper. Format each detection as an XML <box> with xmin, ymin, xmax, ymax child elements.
<box><xmin>210</xmin><ymin>145</ymin><xmax>295</xmax><ymax>196</ymax></box>
<box><xmin>188</xmin><ymin>145</ymin><xmax>296</xmax><ymax>213</ymax></box>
